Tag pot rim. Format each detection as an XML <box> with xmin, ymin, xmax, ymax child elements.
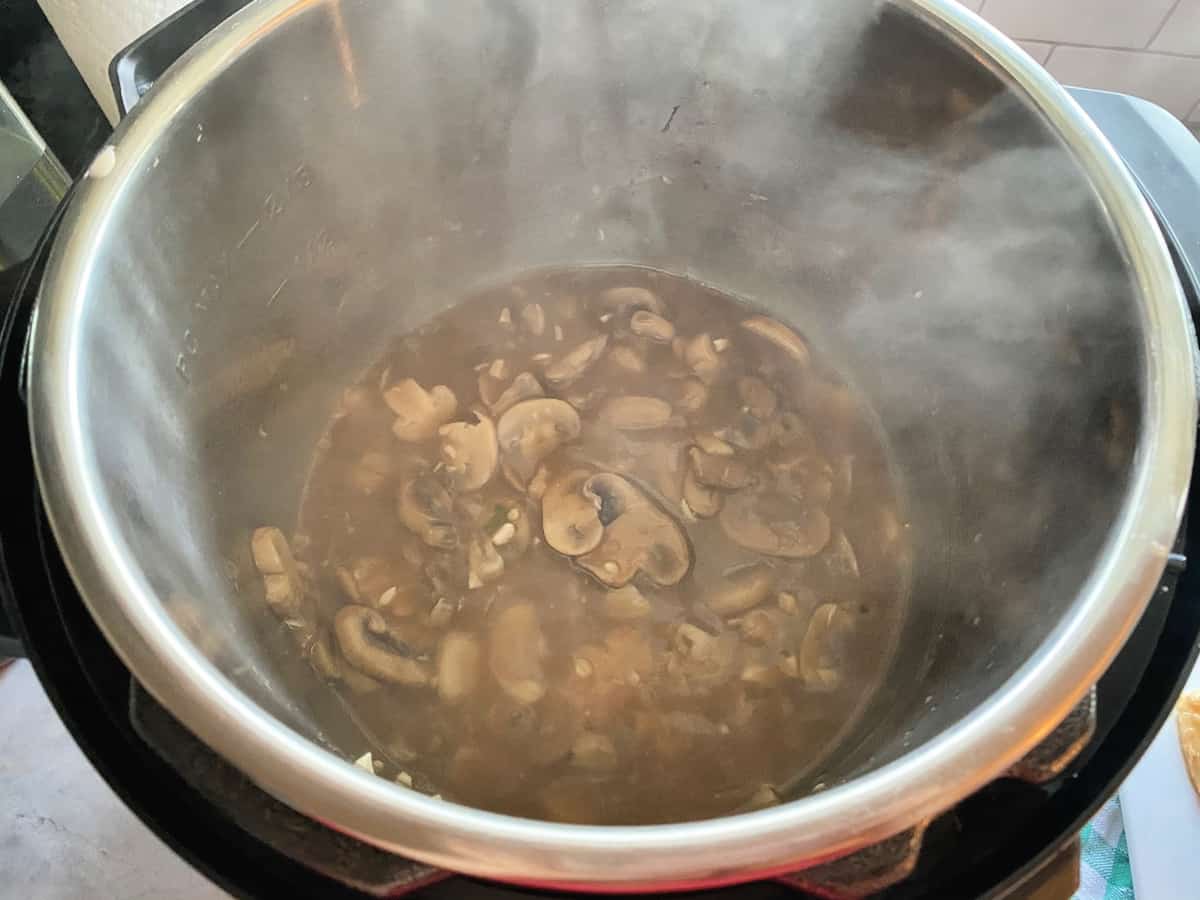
<box><xmin>27</xmin><ymin>0</ymin><xmax>1198</xmax><ymax>889</ymax></box>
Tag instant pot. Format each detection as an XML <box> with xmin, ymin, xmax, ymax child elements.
<box><xmin>4</xmin><ymin>0</ymin><xmax>1200</xmax><ymax>896</ymax></box>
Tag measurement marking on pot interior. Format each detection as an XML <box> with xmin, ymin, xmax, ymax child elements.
<box><xmin>268</xmin><ymin>278</ymin><xmax>289</xmax><ymax>306</ymax></box>
<box><xmin>236</xmin><ymin>219</ymin><xmax>261</xmax><ymax>250</ymax></box>
<box><xmin>260</xmin><ymin>165</ymin><xmax>314</xmax><ymax>224</ymax></box>
<box><xmin>263</xmin><ymin>192</ymin><xmax>285</xmax><ymax>219</ymax></box>
<box><xmin>290</xmin><ymin>163</ymin><xmax>314</xmax><ymax>189</ymax></box>
<box><xmin>661</xmin><ymin>103</ymin><xmax>680</xmax><ymax>132</ymax></box>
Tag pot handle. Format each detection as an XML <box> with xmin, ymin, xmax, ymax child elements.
<box><xmin>108</xmin><ymin>0</ymin><xmax>256</xmax><ymax>119</ymax></box>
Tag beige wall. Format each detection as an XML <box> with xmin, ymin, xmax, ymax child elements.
<box><xmin>961</xmin><ymin>0</ymin><xmax>1200</xmax><ymax>123</ymax></box>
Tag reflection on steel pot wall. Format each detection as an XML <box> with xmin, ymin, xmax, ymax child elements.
<box><xmin>24</xmin><ymin>0</ymin><xmax>1197</xmax><ymax>889</ymax></box>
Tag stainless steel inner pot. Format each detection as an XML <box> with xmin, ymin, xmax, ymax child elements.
<box><xmin>27</xmin><ymin>0</ymin><xmax>1197</xmax><ymax>889</ymax></box>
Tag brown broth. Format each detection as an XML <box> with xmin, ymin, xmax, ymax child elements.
<box><xmin>261</xmin><ymin>266</ymin><xmax>909</xmax><ymax>824</ymax></box>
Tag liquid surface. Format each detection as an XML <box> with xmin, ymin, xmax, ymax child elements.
<box><xmin>250</xmin><ymin>267</ymin><xmax>909</xmax><ymax>824</ymax></box>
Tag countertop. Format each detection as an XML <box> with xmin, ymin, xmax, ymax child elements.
<box><xmin>0</xmin><ymin>660</ymin><xmax>228</xmax><ymax>900</ymax></box>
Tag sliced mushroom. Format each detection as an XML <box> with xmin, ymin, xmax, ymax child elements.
<box><xmin>607</xmin><ymin>344</ymin><xmax>647</xmax><ymax>375</ymax></box>
<box><xmin>741</xmin><ymin>655</ymin><xmax>783</xmax><ymax>688</ymax></box>
<box><xmin>489</xmin><ymin>603</ymin><xmax>547</xmax><ymax>704</ymax></box>
<box><xmin>704</xmin><ymin>565</ymin><xmax>774</xmax><ymax>616</ymax></box>
<box><xmin>629</xmin><ymin>310</ymin><xmax>675</xmax><ymax>343</ymax></box>
<box><xmin>719</xmin><ymin>489</ymin><xmax>831</xmax><ymax>559</ymax></box>
<box><xmin>424</xmin><ymin>551</ymin><xmax>464</xmax><ymax>600</ymax></box>
<box><xmin>598</xmin><ymin>286</ymin><xmax>667</xmax><ymax>318</ymax></box>
<box><xmin>438</xmin><ymin>414</ymin><xmax>498</xmax><ymax>492</ymax></box>
<box><xmin>673</xmin><ymin>623</ymin><xmax>718</xmax><ymax>662</ymax></box>
<box><xmin>777</xmin><ymin>589</ymin><xmax>815</xmax><ymax>617</ymax></box>
<box><xmin>694</xmin><ymin>434</ymin><xmax>736</xmax><ymax>456</ymax></box>
<box><xmin>334</xmin><ymin>605</ymin><xmax>431</xmax><ymax>686</ymax></box>
<box><xmin>545</xmin><ymin>335</ymin><xmax>609</xmax><ymax>386</ymax></box>
<box><xmin>497</xmin><ymin>398</ymin><xmax>582</xmax><ymax>488</ymax></box>
<box><xmin>428</xmin><ymin>596</ymin><xmax>457</xmax><ymax>628</ymax></box>
<box><xmin>467</xmin><ymin>535</ymin><xmax>505</xmax><ymax>589</ymax></box>
<box><xmin>489</xmin><ymin>371</ymin><xmax>545</xmax><ymax>417</ymax></box>
<box><xmin>491</xmin><ymin>504</ymin><xmax>533</xmax><ymax>563</ymax></box>
<box><xmin>778</xmin><ymin>653</ymin><xmax>801</xmax><ymax>679</ymax></box>
<box><xmin>689</xmin><ymin>447</ymin><xmax>754</xmax><ymax>491</ymax></box>
<box><xmin>737</xmin><ymin>376</ymin><xmax>778</xmax><ymax>419</ymax></box>
<box><xmin>741</xmin><ymin>316</ymin><xmax>811</xmax><ymax>368</ymax></box>
<box><xmin>719</xmin><ymin>412</ymin><xmax>775</xmax><ymax>452</ymax></box>
<box><xmin>521</xmin><ymin>303</ymin><xmax>546</xmax><ymax>336</ymax></box>
<box><xmin>681</xmin><ymin>333</ymin><xmax>724</xmax><ymax>385</ymax></box>
<box><xmin>336</xmin><ymin>557</ymin><xmax>419</xmax><ymax>616</ymax></box>
<box><xmin>738</xmin><ymin>607</ymin><xmax>790</xmax><ymax>646</ymax></box>
<box><xmin>397</xmin><ymin>477</ymin><xmax>458</xmax><ymax>549</ymax></box>
<box><xmin>682</xmin><ymin>467</ymin><xmax>722</xmax><ymax>519</ymax></box>
<box><xmin>542</xmin><ymin>469</ymin><xmax>605</xmax><ymax>556</ymax></box>
<box><xmin>384</xmin><ymin>379</ymin><xmax>458</xmax><ymax>442</ymax></box>
<box><xmin>436</xmin><ymin>632</ymin><xmax>481</xmax><ymax>704</ymax></box>
<box><xmin>571</xmin><ymin>733</ymin><xmax>619</xmax><ymax>771</ymax></box>
<box><xmin>340</xmin><ymin>666</ymin><xmax>384</xmax><ymax>695</ymax></box>
<box><xmin>575</xmin><ymin>473</ymin><xmax>691</xmax><ymax>588</ymax></box>
<box><xmin>674</xmin><ymin>378</ymin><xmax>710</xmax><ymax>415</ymax></box>
<box><xmin>562</xmin><ymin>387</ymin><xmax>608</xmax><ymax>413</ymax></box>
<box><xmin>799</xmin><ymin>603</ymin><xmax>855</xmax><ymax>690</ymax></box>
<box><xmin>262</xmin><ymin>573</ymin><xmax>303</xmax><ymax>620</ymax></box>
<box><xmin>478</xmin><ymin>371</ymin><xmax>505</xmax><ymax>408</ymax></box>
<box><xmin>648</xmin><ymin>439</ymin><xmax>689</xmax><ymax>507</ymax></box>
<box><xmin>599</xmin><ymin>584</ymin><xmax>652</xmax><ymax>620</ymax></box>
<box><xmin>771</xmin><ymin>447</ymin><xmax>835</xmax><ymax>506</ymax></box>
<box><xmin>251</xmin><ymin>526</ymin><xmax>294</xmax><ymax>576</ymax></box>
<box><xmin>251</xmin><ymin>527</ymin><xmax>307</xmax><ymax>619</ymax></box>
<box><xmin>528</xmin><ymin>465</ymin><xmax>551</xmax><ymax>500</ymax></box>
<box><xmin>690</xmin><ymin>601</ymin><xmax>726</xmax><ymax>636</ymax></box>
<box><xmin>308</xmin><ymin>631</ymin><xmax>343</xmax><ymax>681</ymax></box>
<box><xmin>376</xmin><ymin>585</ymin><xmax>415</xmax><ymax>619</ymax></box>
<box><xmin>487</xmin><ymin>358</ymin><xmax>511</xmax><ymax>381</ymax></box>
<box><xmin>596</xmin><ymin>396</ymin><xmax>674</xmax><ymax>431</ymax></box>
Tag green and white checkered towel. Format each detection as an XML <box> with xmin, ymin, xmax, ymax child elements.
<box><xmin>1074</xmin><ymin>797</ymin><xmax>1134</xmax><ymax>900</ymax></box>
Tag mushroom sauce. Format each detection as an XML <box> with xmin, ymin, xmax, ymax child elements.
<box><xmin>250</xmin><ymin>267</ymin><xmax>910</xmax><ymax>824</ymax></box>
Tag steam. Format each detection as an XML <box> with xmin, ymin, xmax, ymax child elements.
<box><xmin>73</xmin><ymin>0</ymin><xmax>1145</xmax><ymax>771</ymax></box>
